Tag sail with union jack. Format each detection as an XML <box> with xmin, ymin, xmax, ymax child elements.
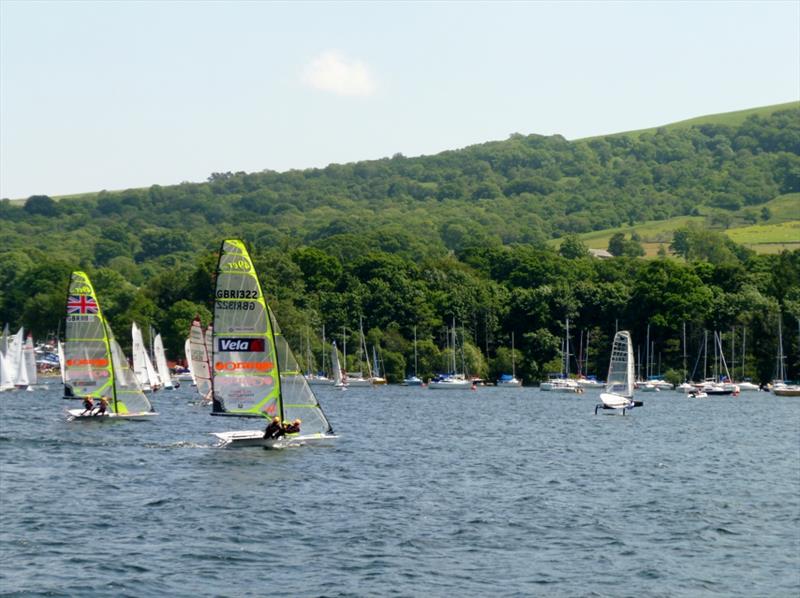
<box><xmin>67</xmin><ymin>295</ymin><xmax>99</xmax><ymax>314</ymax></box>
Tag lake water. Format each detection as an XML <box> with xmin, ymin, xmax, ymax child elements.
<box><xmin>1</xmin><ymin>382</ymin><xmax>798</xmax><ymax>597</ymax></box>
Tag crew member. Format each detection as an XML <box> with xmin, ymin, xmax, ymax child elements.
<box><xmin>263</xmin><ymin>416</ymin><xmax>284</xmax><ymax>439</ymax></box>
<box><xmin>80</xmin><ymin>396</ymin><xmax>94</xmax><ymax>416</ymax></box>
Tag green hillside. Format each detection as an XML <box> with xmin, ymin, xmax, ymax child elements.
<box><xmin>584</xmin><ymin>101</ymin><xmax>800</xmax><ymax>140</ymax></box>
<box><xmin>1</xmin><ymin>103</ymin><xmax>799</xmax><ymax>385</ymax></box>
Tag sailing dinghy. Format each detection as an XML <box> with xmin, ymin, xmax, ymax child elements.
<box><xmin>188</xmin><ymin>317</ymin><xmax>213</xmax><ymax>405</ymax></box>
<box><xmin>209</xmin><ymin>240</ymin><xmax>336</xmax><ymax>448</ymax></box>
<box><xmin>595</xmin><ymin>330</ymin><xmax>641</xmax><ymax>415</ymax></box>
<box><xmin>63</xmin><ymin>271</ymin><xmax>157</xmax><ymax>420</ymax></box>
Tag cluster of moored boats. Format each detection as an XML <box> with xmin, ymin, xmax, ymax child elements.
<box><xmin>5</xmin><ymin>237</ymin><xmax>800</xmax><ymax>442</ymax></box>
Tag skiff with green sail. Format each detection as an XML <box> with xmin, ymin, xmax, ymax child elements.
<box><xmin>64</xmin><ymin>271</ymin><xmax>157</xmax><ymax>420</ymax></box>
<box><xmin>210</xmin><ymin>240</ymin><xmax>336</xmax><ymax>448</ymax></box>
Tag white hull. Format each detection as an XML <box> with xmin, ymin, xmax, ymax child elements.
<box><xmin>211</xmin><ymin>430</ymin><xmax>338</xmax><ymax>448</ymax></box>
<box><xmin>496</xmin><ymin>378</ymin><xmax>522</xmax><ymax>387</ymax></box>
<box><xmin>773</xmin><ymin>385</ymin><xmax>800</xmax><ymax>397</ymax></box>
<box><xmin>576</xmin><ymin>379</ymin><xmax>604</xmax><ymax>388</ymax></box>
<box><xmin>402</xmin><ymin>377</ymin><xmax>424</xmax><ymax>386</ymax></box>
<box><xmin>735</xmin><ymin>382</ymin><xmax>760</xmax><ymax>391</ymax></box>
<box><xmin>540</xmin><ymin>379</ymin><xmax>581</xmax><ymax>393</ymax></box>
<box><xmin>598</xmin><ymin>392</ymin><xmax>635</xmax><ymax>410</ymax></box>
<box><xmin>636</xmin><ymin>384</ymin><xmax>660</xmax><ymax>392</ymax></box>
<box><xmin>428</xmin><ymin>378</ymin><xmax>473</xmax><ymax>390</ymax></box>
<box><xmin>67</xmin><ymin>408</ymin><xmax>157</xmax><ymax>421</ymax></box>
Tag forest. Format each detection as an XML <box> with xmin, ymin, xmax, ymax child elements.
<box><xmin>0</xmin><ymin>106</ymin><xmax>798</xmax><ymax>384</ymax></box>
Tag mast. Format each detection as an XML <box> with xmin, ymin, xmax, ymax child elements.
<box><xmin>342</xmin><ymin>325</ymin><xmax>347</xmax><ymax>374</ymax></box>
<box><xmin>413</xmin><ymin>325</ymin><xmax>418</xmax><ymax>377</ymax></box>
<box><xmin>703</xmin><ymin>330</ymin><xmax>708</xmax><ymax>380</ymax></box>
<box><xmin>682</xmin><ymin>321</ymin><xmax>687</xmax><ymax>382</ymax></box>
<box><xmin>565</xmin><ymin>317</ymin><xmax>570</xmax><ymax>377</ymax></box>
<box><xmin>460</xmin><ymin>320</ymin><xmax>466</xmax><ymax>378</ymax></box>
<box><xmin>778</xmin><ymin>315</ymin><xmax>785</xmax><ymax>381</ymax></box>
<box><xmin>645</xmin><ymin>324</ymin><xmax>650</xmax><ymax>379</ymax></box>
<box><xmin>451</xmin><ymin>317</ymin><xmax>457</xmax><ymax>374</ymax></box>
<box><xmin>742</xmin><ymin>327</ymin><xmax>746</xmax><ymax>382</ymax></box>
<box><xmin>511</xmin><ymin>331</ymin><xmax>516</xmax><ymax>378</ymax></box>
<box><xmin>321</xmin><ymin>325</ymin><xmax>327</xmax><ymax>377</ymax></box>
<box><xmin>585</xmin><ymin>329</ymin><xmax>590</xmax><ymax>378</ymax></box>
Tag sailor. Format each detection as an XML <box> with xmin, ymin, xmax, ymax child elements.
<box><xmin>283</xmin><ymin>419</ymin><xmax>301</xmax><ymax>434</ymax></box>
<box><xmin>263</xmin><ymin>416</ymin><xmax>284</xmax><ymax>439</ymax></box>
<box><xmin>80</xmin><ymin>396</ymin><xmax>94</xmax><ymax>416</ymax></box>
<box><xmin>94</xmin><ymin>396</ymin><xmax>109</xmax><ymax>416</ymax></box>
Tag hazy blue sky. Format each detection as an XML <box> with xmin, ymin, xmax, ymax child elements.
<box><xmin>2</xmin><ymin>1</ymin><xmax>798</xmax><ymax>199</ymax></box>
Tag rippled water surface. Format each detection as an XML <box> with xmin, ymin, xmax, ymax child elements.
<box><xmin>1</xmin><ymin>381</ymin><xmax>798</xmax><ymax>597</ymax></box>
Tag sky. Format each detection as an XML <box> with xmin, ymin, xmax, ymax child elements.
<box><xmin>1</xmin><ymin>1</ymin><xmax>798</xmax><ymax>199</ymax></box>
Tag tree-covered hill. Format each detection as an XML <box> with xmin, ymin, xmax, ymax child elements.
<box><xmin>1</xmin><ymin>104</ymin><xmax>798</xmax><ymax>385</ymax></box>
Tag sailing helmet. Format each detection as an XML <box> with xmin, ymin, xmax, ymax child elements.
<box><xmin>272</xmin><ymin>416</ymin><xmax>280</xmax><ymax>423</ymax></box>
<box><xmin>294</xmin><ymin>419</ymin><xmax>301</xmax><ymax>424</ymax></box>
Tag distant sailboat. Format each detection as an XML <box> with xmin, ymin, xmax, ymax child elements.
<box><xmin>188</xmin><ymin>317</ymin><xmax>212</xmax><ymax>405</ymax></box>
<box><xmin>132</xmin><ymin>322</ymin><xmax>160</xmax><ymax>392</ymax></box>
<box><xmin>331</xmin><ymin>340</ymin><xmax>347</xmax><ymax>390</ymax></box>
<box><xmin>497</xmin><ymin>331</ymin><xmax>522</xmax><ymax>387</ymax></box>
<box><xmin>152</xmin><ymin>332</ymin><xmax>175</xmax><ymax>389</ymax></box>
<box><xmin>64</xmin><ymin>271</ymin><xmax>156</xmax><ymax>420</ymax></box>
<box><xmin>403</xmin><ymin>326</ymin><xmax>424</xmax><ymax>386</ymax></box>
<box><xmin>429</xmin><ymin>318</ymin><xmax>472</xmax><ymax>390</ymax></box>
<box><xmin>209</xmin><ymin>240</ymin><xmax>336</xmax><ymax>447</ymax></box>
<box><xmin>595</xmin><ymin>330</ymin><xmax>640</xmax><ymax>415</ymax></box>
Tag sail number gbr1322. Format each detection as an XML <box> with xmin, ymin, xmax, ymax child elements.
<box><xmin>216</xmin><ymin>290</ymin><xmax>259</xmax><ymax>299</ymax></box>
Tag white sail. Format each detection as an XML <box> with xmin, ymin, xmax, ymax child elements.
<box><xmin>57</xmin><ymin>340</ymin><xmax>66</xmax><ymax>385</ymax></box>
<box><xmin>0</xmin><ymin>323</ymin><xmax>8</xmax><ymax>357</ymax></box>
<box><xmin>184</xmin><ymin>338</ymin><xmax>196</xmax><ymax>385</ymax></box>
<box><xmin>132</xmin><ymin>322</ymin><xmax>160</xmax><ymax>390</ymax></box>
<box><xmin>22</xmin><ymin>333</ymin><xmax>37</xmax><ymax>387</ymax></box>
<box><xmin>331</xmin><ymin>340</ymin><xmax>345</xmax><ymax>387</ymax></box>
<box><xmin>153</xmin><ymin>333</ymin><xmax>173</xmax><ymax>389</ymax></box>
<box><xmin>598</xmin><ymin>330</ymin><xmax>636</xmax><ymax>411</ymax></box>
<box><xmin>0</xmin><ymin>351</ymin><xmax>12</xmax><ymax>391</ymax></box>
<box><xmin>605</xmin><ymin>330</ymin><xmax>634</xmax><ymax>397</ymax></box>
<box><xmin>189</xmin><ymin>318</ymin><xmax>212</xmax><ymax>404</ymax></box>
<box><xmin>5</xmin><ymin>328</ymin><xmax>23</xmax><ymax>387</ymax></box>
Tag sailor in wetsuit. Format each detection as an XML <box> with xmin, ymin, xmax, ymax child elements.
<box><xmin>282</xmin><ymin>419</ymin><xmax>301</xmax><ymax>434</ymax></box>
<box><xmin>263</xmin><ymin>416</ymin><xmax>284</xmax><ymax>439</ymax></box>
<box><xmin>80</xmin><ymin>396</ymin><xmax>94</xmax><ymax>416</ymax></box>
<box><xmin>94</xmin><ymin>396</ymin><xmax>109</xmax><ymax>416</ymax></box>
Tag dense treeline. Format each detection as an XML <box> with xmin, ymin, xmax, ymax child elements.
<box><xmin>0</xmin><ymin>108</ymin><xmax>798</xmax><ymax>383</ymax></box>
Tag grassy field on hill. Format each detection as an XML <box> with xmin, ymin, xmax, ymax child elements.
<box><xmin>583</xmin><ymin>101</ymin><xmax>800</xmax><ymax>140</ymax></box>
<box><xmin>553</xmin><ymin>193</ymin><xmax>800</xmax><ymax>256</ymax></box>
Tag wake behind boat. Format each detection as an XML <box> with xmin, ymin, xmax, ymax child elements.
<box><xmin>63</xmin><ymin>271</ymin><xmax>157</xmax><ymax>421</ymax></box>
<box><xmin>210</xmin><ymin>240</ymin><xmax>336</xmax><ymax>448</ymax></box>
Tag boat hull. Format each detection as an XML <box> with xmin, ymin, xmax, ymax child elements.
<box><xmin>67</xmin><ymin>409</ymin><xmax>157</xmax><ymax>421</ymax></box>
<box><xmin>599</xmin><ymin>392</ymin><xmax>635</xmax><ymax>410</ymax></box>
<box><xmin>212</xmin><ymin>430</ymin><xmax>338</xmax><ymax>448</ymax></box>
<box><xmin>428</xmin><ymin>379</ymin><xmax>473</xmax><ymax>390</ymax></box>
